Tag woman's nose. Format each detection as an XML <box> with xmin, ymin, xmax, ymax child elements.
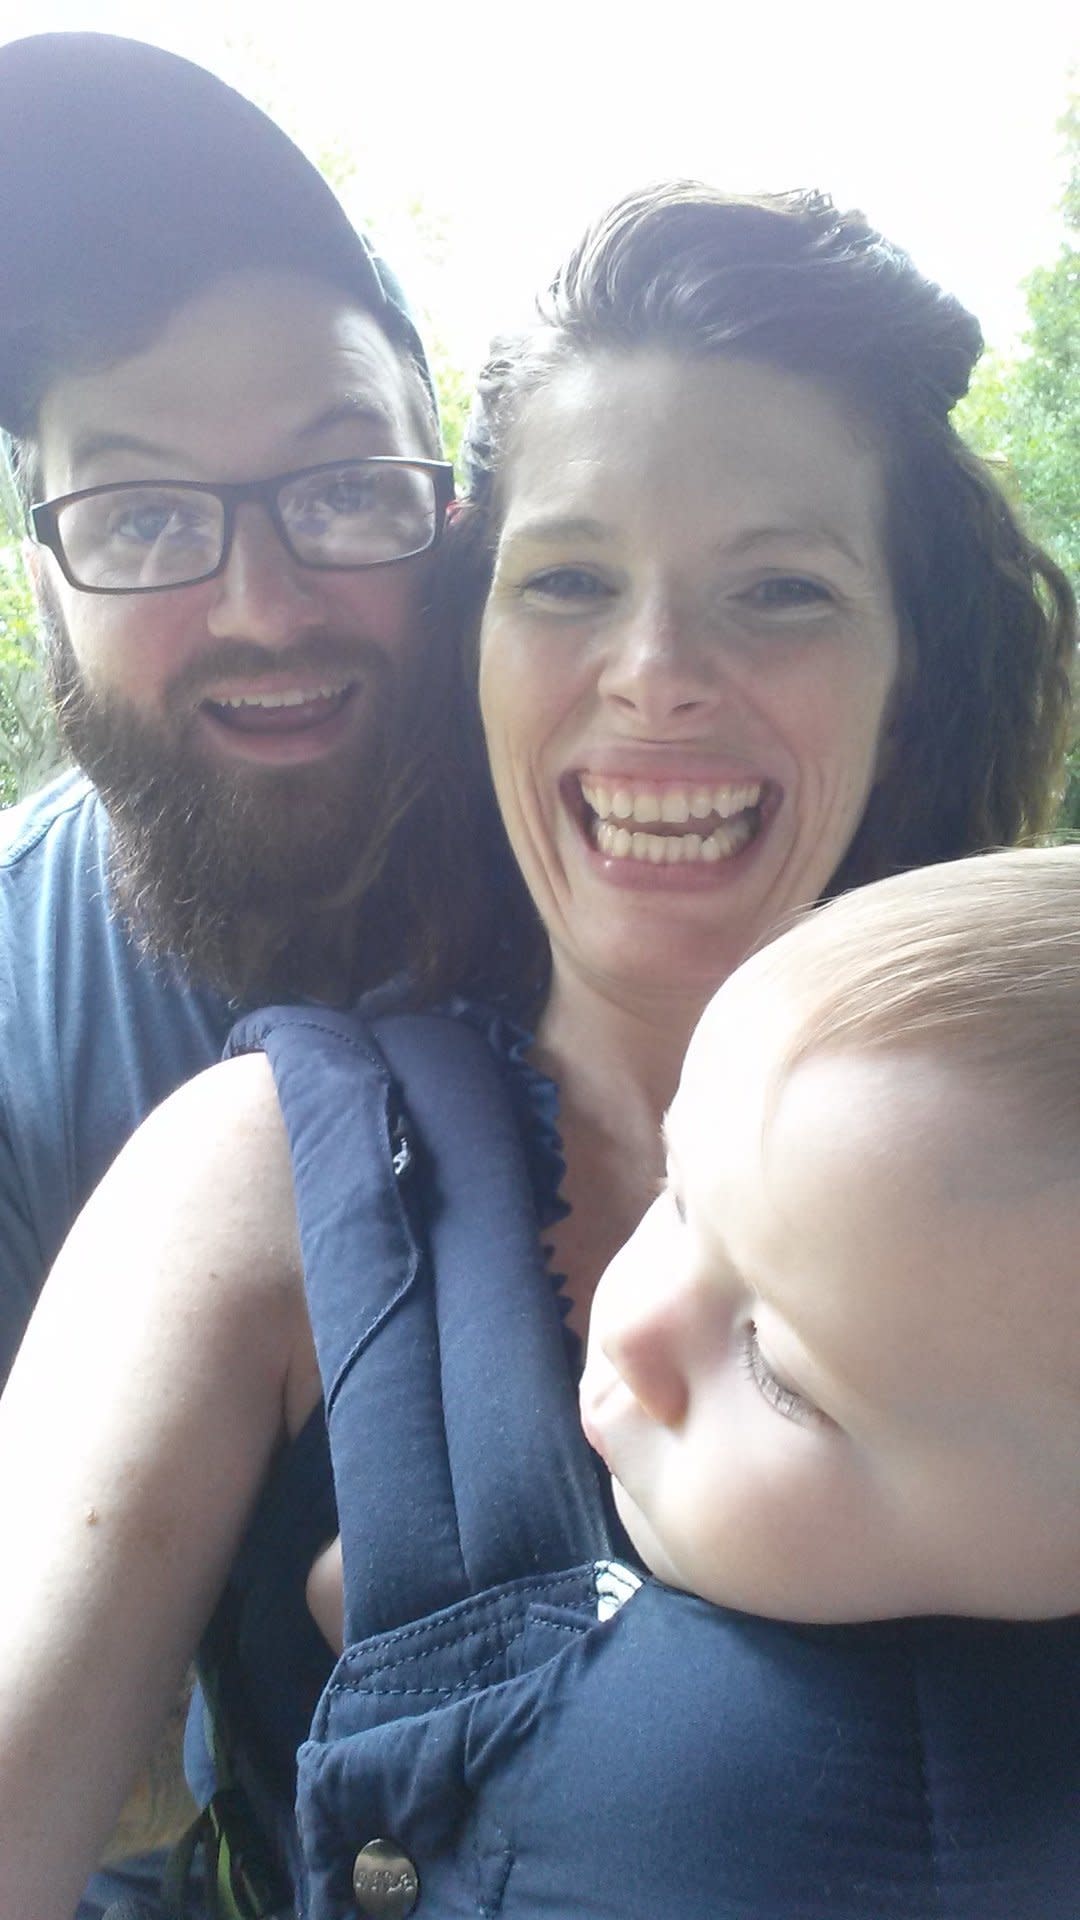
<box><xmin>597</xmin><ymin>595</ymin><xmax>717</xmax><ymax>727</ymax></box>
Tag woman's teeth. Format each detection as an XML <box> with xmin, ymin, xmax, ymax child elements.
<box><xmin>593</xmin><ymin>817</ymin><xmax>756</xmax><ymax>863</ymax></box>
<box><xmin>581</xmin><ymin>778</ymin><xmax>761</xmax><ymax>825</ymax></box>
<box><xmin>581</xmin><ymin>777</ymin><xmax>761</xmax><ymax>864</ymax></box>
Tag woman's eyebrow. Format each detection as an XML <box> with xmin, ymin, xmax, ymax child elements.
<box><xmin>722</xmin><ymin>523</ymin><xmax>869</xmax><ymax>570</ymax></box>
<box><xmin>501</xmin><ymin>513</ymin><xmax>614</xmax><ymax>547</ymax></box>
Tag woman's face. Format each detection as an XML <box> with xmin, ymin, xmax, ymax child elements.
<box><xmin>478</xmin><ymin>351</ymin><xmax>901</xmax><ymax>1006</ymax></box>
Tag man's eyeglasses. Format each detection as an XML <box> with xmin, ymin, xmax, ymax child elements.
<box><xmin>30</xmin><ymin>457</ymin><xmax>456</xmax><ymax>595</ymax></box>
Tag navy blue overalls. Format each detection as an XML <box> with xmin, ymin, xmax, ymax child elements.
<box><xmin>225</xmin><ymin>1005</ymin><xmax>1080</xmax><ymax>1920</ymax></box>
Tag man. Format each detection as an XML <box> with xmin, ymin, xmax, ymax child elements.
<box><xmin>0</xmin><ymin>31</ymin><xmax>473</xmax><ymax>1918</ymax></box>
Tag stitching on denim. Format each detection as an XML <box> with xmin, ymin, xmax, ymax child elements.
<box><xmin>228</xmin><ymin>1014</ymin><xmax>389</xmax><ymax>1072</ymax></box>
<box><xmin>518</xmin><ymin>1616</ymin><xmax>585</xmax><ymax>1642</ymax></box>
<box><xmin>327</xmin><ymin>1617</ymin><xmax>531</xmax><ymax>1698</ymax></box>
<box><xmin>346</xmin><ymin>1568</ymin><xmax>587</xmax><ymax>1658</ymax></box>
<box><xmin>322</xmin><ymin>1571</ymin><xmax>591</xmax><ymax>1701</ymax></box>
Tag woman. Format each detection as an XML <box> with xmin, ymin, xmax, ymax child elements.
<box><xmin>0</xmin><ymin>183</ymin><xmax>1074</xmax><ymax>1918</ymax></box>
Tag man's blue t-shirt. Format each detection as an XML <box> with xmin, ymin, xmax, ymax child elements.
<box><xmin>0</xmin><ymin>770</ymin><xmax>248</xmax><ymax>1916</ymax></box>
<box><xmin>0</xmin><ymin>767</ymin><xmax>237</xmax><ymax>1376</ymax></box>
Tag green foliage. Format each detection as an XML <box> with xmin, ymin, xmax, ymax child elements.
<box><xmin>955</xmin><ymin>90</ymin><xmax>1080</xmax><ymax>832</ymax></box>
<box><xmin>430</xmin><ymin>345</ymin><xmax>472</xmax><ymax>476</ymax></box>
<box><xmin>0</xmin><ymin>538</ymin><xmax>61</xmax><ymax>807</ymax></box>
<box><xmin>1060</xmin><ymin>739</ymin><xmax>1080</xmax><ymax>837</ymax></box>
<box><xmin>955</xmin><ymin>91</ymin><xmax>1079</xmax><ymax>573</ymax></box>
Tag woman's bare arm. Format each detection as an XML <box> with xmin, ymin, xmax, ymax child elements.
<box><xmin>0</xmin><ymin>1051</ymin><xmax>310</xmax><ymax>1920</ymax></box>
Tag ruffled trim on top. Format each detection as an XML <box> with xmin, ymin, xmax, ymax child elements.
<box><xmin>437</xmin><ymin>996</ymin><xmax>581</xmax><ymax>1372</ymax></box>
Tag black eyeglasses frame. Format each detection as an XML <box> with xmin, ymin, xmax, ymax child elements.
<box><xmin>30</xmin><ymin>456</ymin><xmax>456</xmax><ymax>596</ymax></box>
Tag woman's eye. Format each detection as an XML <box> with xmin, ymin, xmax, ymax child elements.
<box><xmin>737</xmin><ymin>576</ymin><xmax>835</xmax><ymax>614</ymax></box>
<box><xmin>519</xmin><ymin>566</ymin><xmax>615</xmax><ymax>607</ymax></box>
<box><xmin>739</xmin><ymin>1321</ymin><xmax>828</xmax><ymax>1428</ymax></box>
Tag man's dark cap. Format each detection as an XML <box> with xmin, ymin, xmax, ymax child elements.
<box><xmin>0</xmin><ymin>32</ymin><xmax>435</xmax><ymax>438</ymax></box>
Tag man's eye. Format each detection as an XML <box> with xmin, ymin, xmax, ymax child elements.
<box><xmin>738</xmin><ymin>1321</ymin><xmax>828</xmax><ymax>1428</ymax></box>
<box><xmin>289</xmin><ymin>478</ymin><xmax>376</xmax><ymax>524</ymax></box>
<box><xmin>316</xmin><ymin>477</ymin><xmax>378</xmax><ymax>515</ymax></box>
<box><xmin>737</xmin><ymin>576</ymin><xmax>834</xmax><ymax>614</ymax></box>
<box><xmin>519</xmin><ymin>567</ymin><xmax>615</xmax><ymax>606</ymax></box>
<box><xmin>107</xmin><ymin>498</ymin><xmax>209</xmax><ymax>547</ymax></box>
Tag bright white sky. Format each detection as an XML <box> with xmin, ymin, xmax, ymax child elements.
<box><xmin>2</xmin><ymin>0</ymin><xmax>1077</xmax><ymax>373</ymax></box>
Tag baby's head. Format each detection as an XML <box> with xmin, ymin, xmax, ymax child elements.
<box><xmin>581</xmin><ymin>846</ymin><xmax>1080</xmax><ymax>1623</ymax></box>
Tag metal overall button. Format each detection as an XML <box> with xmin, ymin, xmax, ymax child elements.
<box><xmin>352</xmin><ymin>1836</ymin><xmax>420</xmax><ymax>1917</ymax></box>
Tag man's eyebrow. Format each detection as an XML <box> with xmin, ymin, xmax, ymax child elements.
<box><xmin>66</xmin><ymin>397</ymin><xmax>395</xmax><ymax>478</ymax></box>
<box><xmin>297</xmin><ymin>396</ymin><xmax>396</xmax><ymax>440</ymax></box>
<box><xmin>68</xmin><ymin>430</ymin><xmax>179</xmax><ymax>472</ymax></box>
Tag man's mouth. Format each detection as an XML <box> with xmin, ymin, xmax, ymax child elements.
<box><xmin>579</xmin><ymin>775</ymin><xmax>766</xmax><ymax>866</ymax></box>
<box><xmin>201</xmin><ymin>681</ymin><xmax>355</xmax><ymax>734</ymax></box>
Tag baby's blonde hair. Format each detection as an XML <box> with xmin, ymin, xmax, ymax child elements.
<box><xmin>749</xmin><ymin>846</ymin><xmax>1080</xmax><ymax>1138</ymax></box>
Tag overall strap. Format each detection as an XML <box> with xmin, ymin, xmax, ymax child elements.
<box><xmin>231</xmin><ymin>1005</ymin><xmax>609</xmax><ymax>1648</ymax></box>
<box><xmin>371</xmin><ymin>1011</ymin><xmax>610</xmax><ymax>1599</ymax></box>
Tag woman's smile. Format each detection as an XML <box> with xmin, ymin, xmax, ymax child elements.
<box><xmin>572</xmin><ymin>770</ymin><xmax>777</xmax><ymax>878</ymax></box>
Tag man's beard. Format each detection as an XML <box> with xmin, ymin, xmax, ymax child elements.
<box><xmin>42</xmin><ymin>590</ymin><xmax>429</xmax><ymax>1004</ymax></box>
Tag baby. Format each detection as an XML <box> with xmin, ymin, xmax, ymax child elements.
<box><xmin>307</xmin><ymin>840</ymin><xmax>1080</xmax><ymax>1640</ymax></box>
<box><xmin>580</xmin><ymin>841</ymin><xmax>1080</xmax><ymax>1624</ymax></box>
<box><xmin>291</xmin><ymin>844</ymin><xmax>1080</xmax><ymax>1920</ymax></box>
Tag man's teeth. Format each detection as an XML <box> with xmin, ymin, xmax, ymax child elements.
<box><xmin>580</xmin><ymin>778</ymin><xmax>761</xmax><ymax>825</ymax></box>
<box><xmin>212</xmin><ymin>684</ymin><xmax>347</xmax><ymax>710</ymax></box>
<box><xmin>593</xmin><ymin>816</ymin><xmax>756</xmax><ymax>864</ymax></box>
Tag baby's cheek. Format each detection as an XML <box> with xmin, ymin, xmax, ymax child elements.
<box><xmin>612</xmin><ymin>1475</ymin><xmax>689</xmax><ymax>1594</ymax></box>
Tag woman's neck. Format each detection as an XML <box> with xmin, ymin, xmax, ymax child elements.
<box><xmin>532</xmin><ymin>969</ymin><xmax>708</xmax><ymax>1340</ymax></box>
<box><xmin>536</xmin><ymin>970</ymin><xmax>702</xmax><ymax>1133</ymax></box>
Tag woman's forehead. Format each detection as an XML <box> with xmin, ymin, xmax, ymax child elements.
<box><xmin>500</xmin><ymin>349</ymin><xmax>884</xmax><ymax>537</ymax></box>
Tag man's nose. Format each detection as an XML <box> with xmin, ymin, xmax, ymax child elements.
<box><xmin>206</xmin><ymin>504</ymin><xmax>326</xmax><ymax>647</ymax></box>
<box><xmin>596</xmin><ymin>593</ymin><xmax>719</xmax><ymax>728</ymax></box>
